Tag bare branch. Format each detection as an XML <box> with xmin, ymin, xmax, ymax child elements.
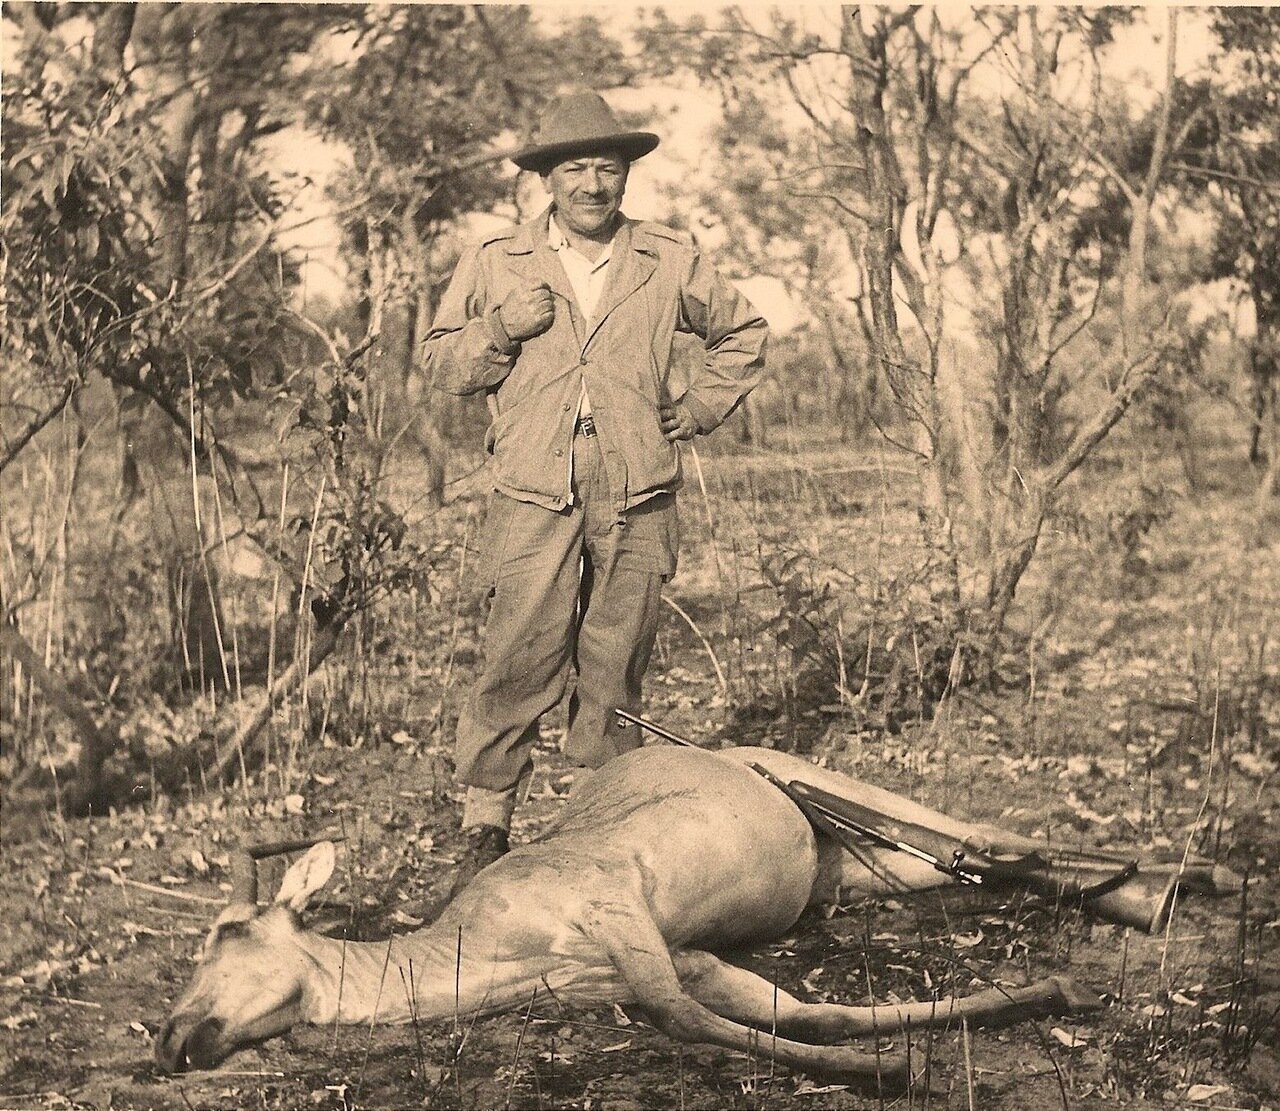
<box><xmin>0</xmin><ymin>377</ymin><xmax>77</xmax><ymax>474</ymax></box>
<box><xmin>779</xmin><ymin>66</ymin><xmax>839</xmax><ymax>143</ymax></box>
<box><xmin>1045</xmin><ymin>255</ymin><xmax>1107</xmax><ymax>365</ymax></box>
<box><xmin>1090</xmin><ymin>147</ymin><xmax>1141</xmax><ymax>207</ymax></box>
<box><xmin>1039</xmin><ymin>348</ymin><xmax>1162</xmax><ymax>494</ymax></box>
<box><xmin>186</xmin><ymin>219</ymin><xmax>274</xmax><ymax>306</ymax></box>
<box><xmin>789</xmin><ymin>188</ymin><xmax>874</xmax><ymax>225</ymax></box>
<box><xmin>1142</xmin><ymin>8</ymin><xmax>1178</xmax><ymax>205</ymax></box>
<box><xmin>1171</xmin><ymin>162</ymin><xmax>1280</xmax><ymax>195</ymax></box>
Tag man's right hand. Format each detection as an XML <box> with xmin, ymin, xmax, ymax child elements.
<box><xmin>498</xmin><ymin>282</ymin><xmax>555</xmax><ymax>342</ymax></box>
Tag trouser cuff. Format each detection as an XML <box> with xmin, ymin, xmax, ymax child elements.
<box><xmin>461</xmin><ymin>773</ymin><xmax>531</xmax><ymax>831</ymax></box>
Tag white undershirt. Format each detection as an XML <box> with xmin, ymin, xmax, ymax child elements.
<box><xmin>548</xmin><ymin>215</ymin><xmax>614</xmax><ymax>420</ymax></box>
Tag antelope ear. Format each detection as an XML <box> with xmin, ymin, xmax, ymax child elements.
<box><xmin>274</xmin><ymin>841</ymin><xmax>337</xmax><ymax>911</ymax></box>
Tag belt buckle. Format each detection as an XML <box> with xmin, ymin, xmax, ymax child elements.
<box><xmin>578</xmin><ymin>414</ymin><xmax>597</xmax><ymax>438</ymax></box>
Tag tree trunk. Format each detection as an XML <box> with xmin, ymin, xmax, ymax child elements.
<box><xmin>407</xmin><ymin>285</ymin><xmax>449</xmax><ymax>508</ymax></box>
<box><xmin>1248</xmin><ymin>311</ymin><xmax>1278</xmax><ymax>471</ymax></box>
<box><xmin>938</xmin><ymin>345</ymin><xmax>988</xmax><ymax>561</ymax></box>
<box><xmin>210</xmin><ymin>622</ymin><xmax>342</xmax><ymax>782</ymax></box>
<box><xmin>133</xmin><ymin>6</ymin><xmax>202</xmax><ymax>291</ymax></box>
<box><xmin>90</xmin><ymin>3</ymin><xmax>135</xmax><ymax>81</ymax></box>
<box><xmin>0</xmin><ymin>622</ymin><xmax>113</xmax><ymax>814</ymax></box>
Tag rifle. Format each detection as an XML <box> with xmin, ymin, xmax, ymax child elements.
<box><xmin>616</xmin><ymin>709</ymin><xmax>983</xmax><ymax>882</ymax></box>
<box><xmin>615</xmin><ymin>709</ymin><xmax>1161</xmax><ymax>921</ymax></box>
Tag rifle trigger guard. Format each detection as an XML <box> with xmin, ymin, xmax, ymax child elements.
<box><xmin>949</xmin><ymin>849</ymin><xmax>983</xmax><ymax>885</ymax></box>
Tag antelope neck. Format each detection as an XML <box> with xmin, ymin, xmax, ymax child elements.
<box><xmin>292</xmin><ymin>924</ymin><xmax>546</xmax><ymax>1026</ymax></box>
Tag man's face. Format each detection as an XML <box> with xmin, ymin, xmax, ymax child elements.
<box><xmin>543</xmin><ymin>152</ymin><xmax>629</xmax><ymax>240</ymax></box>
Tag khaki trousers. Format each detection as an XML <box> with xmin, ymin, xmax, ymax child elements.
<box><xmin>455</xmin><ymin>431</ymin><xmax>677</xmax><ymax>827</ymax></box>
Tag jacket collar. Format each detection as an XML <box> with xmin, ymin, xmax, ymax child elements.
<box><xmin>587</xmin><ymin>219</ymin><xmax>657</xmax><ymax>347</ymax></box>
<box><xmin>500</xmin><ymin>207</ymin><xmax>658</xmax><ymax>349</ymax></box>
<box><xmin>500</xmin><ymin>207</ymin><xmax>579</xmax><ymax>335</ymax></box>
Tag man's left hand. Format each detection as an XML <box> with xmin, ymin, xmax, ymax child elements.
<box><xmin>659</xmin><ymin>401</ymin><xmax>698</xmax><ymax>442</ymax></box>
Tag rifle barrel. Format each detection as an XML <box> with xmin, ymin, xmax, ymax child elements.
<box><xmin>613</xmin><ymin>709</ymin><xmax>698</xmax><ymax>747</ymax></box>
<box><xmin>614</xmin><ymin>710</ymin><xmax>983</xmax><ymax>885</ymax></box>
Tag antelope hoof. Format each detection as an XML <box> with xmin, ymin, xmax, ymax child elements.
<box><xmin>1051</xmin><ymin>975</ymin><xmax>1105</xmax><ymax>1014</ymax></box>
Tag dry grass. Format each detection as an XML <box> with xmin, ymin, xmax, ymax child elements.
<box><xmin>0</xmin><ymin>407</ymin><xmax>1277</xmax><ymax>1108</ymax></box>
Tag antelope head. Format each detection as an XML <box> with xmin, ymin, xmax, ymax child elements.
<box><xmin>155</xmin><ymin>841</ymin><xmax>336</xmax><ymax>1073</ymax></box>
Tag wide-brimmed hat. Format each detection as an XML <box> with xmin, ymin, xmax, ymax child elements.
<box><xmin>511</xmin><ymin>91</ymin><xmax>659</xmax><ymax>173</ymax></box>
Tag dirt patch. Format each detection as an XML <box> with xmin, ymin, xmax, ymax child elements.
<box><xmin>3</xmin><ymin>444</ymin><xmax>1277</xmax><ymax>1110</ymax></box>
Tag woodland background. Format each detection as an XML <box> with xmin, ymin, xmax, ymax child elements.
<box><xmin>1</xmin><ymin>5</ymin><xmax>1278</xmax><ymax>1109</ymax></box>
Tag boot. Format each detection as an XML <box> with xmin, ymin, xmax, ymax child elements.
<box><xmin>447</xmin><ymin>824</ymin><xmax>510</xmax><ymax>902</ymax></box>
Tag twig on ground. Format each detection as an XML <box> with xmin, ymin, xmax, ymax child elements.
<box><xmin>117</xmin><ymin>878</ymin><xmax>223</xmax><ymax>905</ymax></box>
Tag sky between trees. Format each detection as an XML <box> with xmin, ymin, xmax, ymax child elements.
<box><xmin>262</xmin><ymin>2</ymin><xmax>1221</xmax><ymax>340</ymax></box>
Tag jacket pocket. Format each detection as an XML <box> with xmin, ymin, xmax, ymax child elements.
<box><xmin>614</xmin><ymin>493</ymin><xmax>679</xmax><ymax>580</ymax></box>
<box><xmin>473</xmin><ymin>492</ymin><xmax>518</xmax><ymax>591</ymax></box>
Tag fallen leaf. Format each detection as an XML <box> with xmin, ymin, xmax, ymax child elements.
<box><xmin>284</xmin><ymin>794</ymin><xmax>305</xmax><ymax>815</ymax></box>
<box><xmin>1232</xmin><ymin>752</ymin><xmax>1276</xmax><ymax>779</ymax></box>
<box><xmin>600</xmin><ymin>1040</ymin><xmax>632</xmax><ymax>1052</ymax></box>
<box><xmin>1186</xmin><ymin>1083</ymin><xmax>1230</xmax><ymax>1102</ymax></box>
<box><xmin>1064</xmin><ymin>792</ymin><xmax>1117</xmax><ymax>826</ymax></box>
<box><xmin>794</xmin><ymin>1080</ymin><xmax>851</xmax><ymax>1095</ymax></box>
<box><xmin>18</xmin><ymin>959</ymin><xmax>66</xmax><ymax>989</ymax></box>
<box><xmin>1049</xmin><ymin>1026</ymin><xmax>1089</xmax><ymax>1049</ymax></box>
<box><xmin>1064</xmin><ymin>755</ymin><xmax>1094</xmax><ymax>777</ymax></box>
<box><xmin>0</xmin><ymin>1010</ymin><xmax>38</xmax><ymax>1030</ymax></box>
<box><xmin>537</xmin><ymin>1050</ymin><xmax>573</xmax><ymax>1063</ymax></box>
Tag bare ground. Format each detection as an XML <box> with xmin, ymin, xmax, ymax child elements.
<box><xmin>2</xmin><ymin>437</ymin><xmax>1278</xmax><ymax>1110</ymax></box>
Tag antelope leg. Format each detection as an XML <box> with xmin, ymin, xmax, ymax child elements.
<box><xmin>828</xmin><ymin>842</ymin><xmax>958</xmax><ymax>898</ymax></box>
<box><xmin>583</xmin><ymin>905</ymin><xmax>909</xmax><ymax>1085</ymax></box>
<box><xmin>673</xmin><ymin>950</ymin><xmax>1103</xmax><ymax>1040</ymax></box>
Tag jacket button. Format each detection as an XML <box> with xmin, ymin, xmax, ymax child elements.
<box><xmin>554</xmin><ymin>448</ymin><xmax>564</xmax><ymax>457</ymax></box>
<box><xmin>563</xmin><ymin>403</ymin><xmax>571</xmax><ymax>412</ymax></box>
<box><xmin>579</xmin><ymin>357</ymin><xmax>588</xmax><ymax>366</ymax></box>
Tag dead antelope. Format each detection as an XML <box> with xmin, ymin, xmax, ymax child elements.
<box><xmin>156</xmin><ymin>744</ymin><xmax>1240</xmax><ymax>1085</ymax></box>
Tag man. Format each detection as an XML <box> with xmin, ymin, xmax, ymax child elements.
<box><xmin>424</xmin><ymin>91</ymin><xmax>768</xmax><ymax>890</ymax></box>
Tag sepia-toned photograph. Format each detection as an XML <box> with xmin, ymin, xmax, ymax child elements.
<box><xmin>1</xmin><ymin>3</ymin><xmax>1276</xmax><ymax>1107</ymax></box>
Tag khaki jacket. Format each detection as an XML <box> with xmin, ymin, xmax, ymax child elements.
<box><xmin>424</xmin><ymin>207</ymin><xmax>768</xmax><ymax>513</ymax></box>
